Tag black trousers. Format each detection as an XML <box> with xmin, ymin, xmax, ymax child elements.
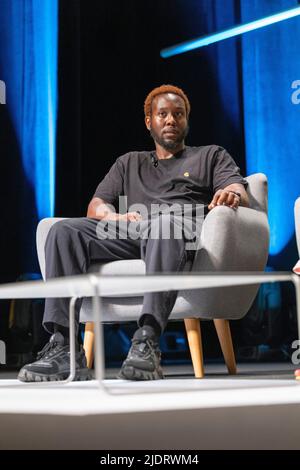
<box><xmin>43</xmin><ymin>215</ymin><xmax>195</xmax><ymax>334</ymax></box>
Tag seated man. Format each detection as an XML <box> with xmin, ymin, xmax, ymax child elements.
<box><xmin>18</xmin><ymin>84</ymin><xmax>249</xmax><ymax>382</ymax></box>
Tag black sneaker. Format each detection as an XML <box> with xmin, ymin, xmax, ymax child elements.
<box><xmin>17</xmin><ymin>332</ymin><xmax>92</xmax><ymax>382</ymax></box>
<box><xmin>118</xmin><ymin>326</ymin><xmax>164</xmax><ymax>381</ymax></box>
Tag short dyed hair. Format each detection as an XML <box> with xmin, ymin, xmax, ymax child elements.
<box><xmin>144</xmin><ymin>84</ymin><xmax>191</xmax><ymax>118</ymax></box>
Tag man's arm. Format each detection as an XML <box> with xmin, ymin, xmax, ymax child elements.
<box><xmin>87</xmin><ymin>197</ymin><xmax>116</xmax><ymax>220</ymax></box>
<box><xmin>87</xmin><ymin>197</ymin><xmax>141</xmax><ymax>221</ymax></box>
<box><xmin>208</xmin><ymin>183</ymin><xmax>249</xmax><ymax>211</ymax></box>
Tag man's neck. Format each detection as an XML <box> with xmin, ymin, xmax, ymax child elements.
<box><xmin>155</xmin><ymin>142</ymin><xmax>185</xmax><ymax>160</ymax></box>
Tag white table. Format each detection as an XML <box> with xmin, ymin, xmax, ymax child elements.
<box><xmin>0</xmin><ymin>271</ymin><xmax>299</xmax><ymax>394</ymax></box>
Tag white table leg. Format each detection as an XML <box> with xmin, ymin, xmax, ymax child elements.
<box><xmin>64</xmin><ymin>296</ymin><xmax>77</xmax><ymax>383</ymax></box>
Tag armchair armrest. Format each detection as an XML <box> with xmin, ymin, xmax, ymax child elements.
<box><xmin>36</xmin><ymin>218</ymin><xmax>67</xmax><ymax>279</ymax></box>
<box><xmin>245</xmin><ymin>173</ymin><xmax>268</xmax><ymax>213</ymax></box>
<box><xmin>193</xmin><ymin>205</ymin><xmax>270</xmax><ymax>272</ymax></box>
<box><xmin>185</xmin><ymin>205</ymin><xmax>270</xmax><ymax>319</ymax></box>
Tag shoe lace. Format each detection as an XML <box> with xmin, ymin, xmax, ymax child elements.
<box><xmin>131</xmin><ymin>337</ymin><xmax>159</xmax><ymax>358</ymax></box>
<box><xmin>36</xmin><ymin>341</ymin><xmax>60</xmax><ymax>360</ymax></box>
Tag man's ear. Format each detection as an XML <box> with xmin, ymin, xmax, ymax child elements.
<box><xmin>145</xmin><ymin>115</ymin><xmax>151</xmax><ymax>130</ymax></box>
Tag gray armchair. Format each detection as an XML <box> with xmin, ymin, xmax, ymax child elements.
<box><xmin>36</xmin><ymin>173</ymin><xmax>269</xmax><ymax>378</ymax></box>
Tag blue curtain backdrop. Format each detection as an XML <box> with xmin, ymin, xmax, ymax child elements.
<box><xmin>0</xmin><ymin>0</ymin><xmax>58</xmax><ymax>221</ymax></box>
<box><xmin>241</xmin><ymin>0</ymin><xmax>300</xmax><ymax>263</ymax></box>
<box><xmin>178</xmin><ymin>0</ymin><xmax>244</xmax><ymax>163</ymax></box>
<box><xmin>197</xmin><ymin>0</ymin><xmax>243</xmax><ymax>151</ymax></box>
<box><xmin>0</xmin><ymin>0</ymin><xmax>58</xmax><ymax>273</ymax></box>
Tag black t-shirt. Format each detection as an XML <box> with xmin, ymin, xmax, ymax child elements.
<box><xmin>93</xmin><ymin>145</ymin><xmax>247</xmax><ymax>213</ymax></box>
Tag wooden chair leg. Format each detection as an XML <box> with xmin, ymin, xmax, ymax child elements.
<box><xmin>213</xmin><ymin>319</ymin><xmax>237</xmax><ymax>374</ymax></box>
<box><xmin>83</xmin><ymin>322</ymin><xmax>95</xmax><ymax>369</ymax></box>
<box><xmin>184</xmin><ymin>318</ymin><xmax>204</xmax><ymax>378</ymax></box>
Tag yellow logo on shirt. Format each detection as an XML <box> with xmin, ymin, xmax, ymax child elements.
<box><xmin>184</xmin><ymin>172</ymin><xmax>189</xmax><ymax>177</ymax></box>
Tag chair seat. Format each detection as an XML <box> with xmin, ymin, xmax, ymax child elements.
<box><xmin>80</xmin><ymin>292</ymin><xmax>197</xmax><ymax>323</ymax></box>
<box><xmin>87</xmin><ymin>259</ymin><xmax>192</xmax><ymax>296</ymax></box>
<box><xmin>82</xmin><ymin>259</ymin><xmax>196</xmax><ymax>322</ymax></box>
<box><xmin>80</xmin><ymin>258</ymin><xmax>256</xmax><ymax>323</ymax></box>
<box><xmin>88</xmin><ymin>259</ymin><xmax>144</xmax><ymax>279</ymax></box>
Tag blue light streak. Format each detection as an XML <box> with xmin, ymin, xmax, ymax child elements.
<box><xmin>160</xmin><ymin>5</ymin><xmax>300</xmax><ymax>58</ymax></box>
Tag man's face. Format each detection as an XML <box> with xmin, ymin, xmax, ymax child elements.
<box><xmin>145</xmin><ymin>93</ymin><xmax>189</xmax><ymax>151</ymax></box>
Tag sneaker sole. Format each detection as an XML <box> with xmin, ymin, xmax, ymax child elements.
<box><xmin>118</xmin><ymin>365</ymin><xmax>164</xmax><ymax>381</ymax></box>
<box><xmin>18</xmin><ymin>368</ymin><xmax>92</xmax><ymax>383</ymax></box>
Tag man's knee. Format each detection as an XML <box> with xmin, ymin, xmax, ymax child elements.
<box><xmin>46</xmin><ymin>218</ymin><xmax>86</xmax><ymax>246</ymax></box>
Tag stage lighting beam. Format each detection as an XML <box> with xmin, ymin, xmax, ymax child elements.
<box><xmin>160</xmin><ymin>5</ymin><xmax>300</xmax><ymax>58</ymax></box>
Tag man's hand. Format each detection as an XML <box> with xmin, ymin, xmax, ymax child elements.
<box><xmin>87</xmin><ymin>197</ymin><xmax>142</xmax><ymax>221</ymax></box>
<box><xmin>208</xmin><ymin>183</ymin><xmax>249</xmax><ymax>211</ymax></box>
<box><xmin>102</xmin><ymin>211</ymin><xmax>142</xmax><ymax>222</ymax></box>
<box><xmin>208</xmin><ymin>189</ymin><xmax>241</xmax><ymax>211</ymax></box>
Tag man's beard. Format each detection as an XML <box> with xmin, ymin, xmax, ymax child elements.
<box><xmin>150</xmin><ymin>124</ymin><xmax>189</xmax><ymax>151</ymax></box>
